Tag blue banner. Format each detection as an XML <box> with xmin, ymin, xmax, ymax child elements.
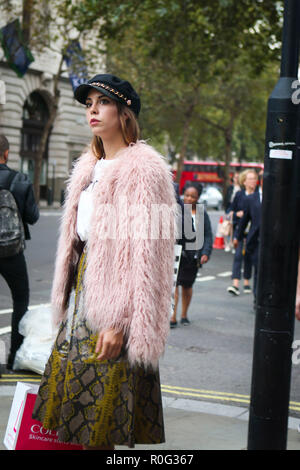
<box><xmin>64</xmin><ymin>41</ymin><xmax>88</xmax><ymax>91</ymax></box>
<box><xmin>0</xmin><ymin>19</ymin><xmax>34</xmax><ymax>78</ymax></box>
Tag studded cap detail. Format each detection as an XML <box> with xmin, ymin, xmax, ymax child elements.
<box><xmin>74</xmin><ymin>73</ymin><xmax>141</xmax><ymax>116</ymax></box>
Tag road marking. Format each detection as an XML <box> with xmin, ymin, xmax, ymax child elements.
<box><xmin>196</xmin><ymin>276</ymin><xmax>216</xmax><ymax>282</ymax></box>
<box><xmin>0</xmin><ymin>384</ymin><xmax>297</xmax><ymax>430</ymax></box>
<box><xmin>1</xmin><ymin>374</ymin><xmax>299</xmax><ymax>414</ymax></box>
<box><xmin>162</xmin><ymin>388</ymin><xmax>249</xmax><ymax>404</ymax></box>
<box><xmin>0</xmin><ymin>309</ymin><xmax>14</xmax><ymax>315</ymax></box>
<box><xmin>163</xmin><ymin>384</ymin><xmax>247</xmax><ymax>398</ymax></box>
<box><xmin>0</xmin><ymin>326</ymin><xmax>11</xmax><ymax>335</ymax></box>
<box><xmin>161</xmin><ymin>384</ymin><xmax>300</xmax><ymax>412</ymax></box>
<box><xmin>162</xmin><ymin>385</ymin><xmax>250</xmax><ymax>404</ymax></box>
<box><xmin>40</xmin><ymin>212</ymin><xmax>61</xmax><ymax>216</ymax></box>
<box><xmin>0</xmin><ymin>302</ymin><xmax>51</xmax><ymax>316</ymax></box>
<box><xmin>0</xmin><ymin>373</ymin><xmax>41</xmax><ymax>385</ymax></box>
<box><xmin>1</xmin><ymin>374</ymin><xmax>39</xmax><ymax>378</ymax></box>
<box><xmin>195</xmin><ymin>272</ymin><xmax>232</xmax><ymax>282</ymax></box>
<box><xmin>0</xmin><ymin>303</ymin><xmax>52</xmax><ymax>335</ymax></box>
<box><xmin>0</xmin><ymin>377</ymin><xmax>41</xmax><ymax>383</ymax></box>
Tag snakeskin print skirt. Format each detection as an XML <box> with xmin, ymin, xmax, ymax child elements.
<box><xmin>32</xmin><ymin>251</ymin><xmax>165</xmax><ymax>448</ymax></box>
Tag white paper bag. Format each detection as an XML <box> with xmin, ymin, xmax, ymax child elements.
<box><xmin>14</xmin><ymin>293</ymin><xmax>75</xmax><ymax>375</ymax></box>
<box><xmin>4</xmin><ymin>382</ymin><xmax>39</xmax><ymax>450</ymax></box>
<box><xmin>13</xmin><ymin>305</ymin><xmax>56</xmax><ymax>375</ymax></box>
<box><xmin>4</xmin><ymin>382</ymin><xmax>82</xmax><ymax>450</ymax></box>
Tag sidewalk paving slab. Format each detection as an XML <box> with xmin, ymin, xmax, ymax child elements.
<box><xmin>0</xmin><ymin>387</ymin><xmax>299</xmax><ymax>451</ymax></box>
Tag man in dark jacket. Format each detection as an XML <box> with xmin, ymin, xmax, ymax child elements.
<box><xmin>0</xmin><ymin>134</ymin><xmax>39</xmax><ymax>369</ymax></box>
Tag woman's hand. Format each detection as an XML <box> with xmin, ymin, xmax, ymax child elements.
<box><xmin>200</xmin><ymin>255</ymin><xmax>208</xmax><ymax>264</ymax></box>
<box><xmin>95</xmin><ymin>328</ymin><xmax>124</xmax><ymax>361</ymax></box>
<box><xmin>236</xmin><ymin>210</ymin><xmax>244</xmax><ymax>218</ymax></box>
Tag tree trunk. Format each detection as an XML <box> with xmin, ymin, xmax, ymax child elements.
<box><xmin>222</xmin><ymin>127</ymin><xmax>233</xmax><ymax>199</ymax></box>
<box><xmin>175</xmin><ymin>102</ymin><xmax>196</xmax><ymax>186</ymax></box>
<box><xmin>33</xmin><ymin>104</ymin><xmax>58</xmax><ymax>202</ymax></box>
<box><xmin>33</xmin><ymin>55</ymin><xmax>64</xmax><ymax>203</ymax></box>
<box><xmin>22</xmin><ymin>0</ymin><xmax>33</xmax><ymax>43</ymax></box>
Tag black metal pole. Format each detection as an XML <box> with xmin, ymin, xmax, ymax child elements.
<box><xmin>247</xmin><ymin>0</ymin><xmax>300</xmax><ymax>450</ymax></box>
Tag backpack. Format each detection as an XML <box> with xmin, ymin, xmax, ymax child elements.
<box><xmin>0</xmin><ymin>171</ymin><xmax>25</xmax><ymax>257</ymax></box>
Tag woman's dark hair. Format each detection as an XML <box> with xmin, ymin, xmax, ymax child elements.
<box><xmin>91</xmin><ymin>102</ymin><xmax>140</xmax><ymax>159</ymax></box>
<box><xmin>183</xmin><ymin>182</ymin><xmax>203</xmax><ymax>198</ymax></box>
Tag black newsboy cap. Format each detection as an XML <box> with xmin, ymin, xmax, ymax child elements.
<box><xmin>74</xmin><ymin>73</ymin><xmax>141</xmax><ymax>116</ymax></box>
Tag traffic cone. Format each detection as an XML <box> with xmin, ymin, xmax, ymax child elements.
<box><xmin>213</xmin><ymin>216</ymin><xmax>225</xmax><ymax>249</ymax></box>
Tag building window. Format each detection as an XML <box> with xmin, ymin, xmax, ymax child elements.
<box><xmin>21</xmin><ymin>91</ymin><xmax>50</xmax><ymax>197</ymax></box>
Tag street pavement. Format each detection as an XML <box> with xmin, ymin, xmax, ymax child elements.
<box><xmin>0</xmin><ymin>206</ymin><xmax>300</xmax><ymax>450</ymax></box>
<box><xmin>0</xmin><ymin>384</ymin><xmax>299</xmax><ymax>450</ymax></box>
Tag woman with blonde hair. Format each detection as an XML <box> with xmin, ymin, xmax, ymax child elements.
<box><xmin>238</xmin><ymin>169</ymin><xmax>254</xmax><ymax>188</ymax></box>
<box><xmin>227</xmin><ymin>169</ymin><xmax>258</xmax><ymax>296</ymax></box>
<box><xmin>32</xmin><ymin>74</ymin><xmax>177</xmax><ymax>450</ymax></box>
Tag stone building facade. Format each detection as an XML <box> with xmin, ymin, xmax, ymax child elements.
<box><xmin>0</xmin><ymin>51</ymin><xmax>93</xmax><ymax>204</ymax></box>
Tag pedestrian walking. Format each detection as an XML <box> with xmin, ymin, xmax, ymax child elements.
<box><xmin>223</xmin><ymin>171</ymin><xmax>240</xmax><ymax>252</ymax></box>
<box><xmin>227</xmin><ymin>169</ymin><xmax>257</xmax><ymax>296</ymax></box>
<box><xmin>224</xmin><ymin>171</ymin><xmax>241</xmax><ymax>213</ymax></box>
<box><xmin>233</xmin><ymin>171</ymin><xmax>263</xmax><ymax>304</ymax></box>
<box><xmin>0</xmin><ymin>134</ymin><xmax>39</xmax><ymax>370</ymax></box>
<box><xmin>32</xmin><ymin>73</ymin><xmax>177</xmax><ymax>450</ymax></box>
<box><xmin>170</xmin><ymin>183</ymin><xmax>213</xmax><ymax>327</ymax></box>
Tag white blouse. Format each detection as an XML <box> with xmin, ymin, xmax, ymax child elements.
<box><xmin>77</xmin><ymin>158</ymin><xmax>114</xmax><ymax>242</ymax></box>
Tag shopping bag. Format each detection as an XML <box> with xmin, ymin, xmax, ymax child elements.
<box><xmin>4</xmin><ymin>382</ymin><xmax>82</xmax><ymax>450</ymax></box>
<box><xmin>13</xmin><ymin>305</ymin><xmax>57</xmax><ymax>375</ymax></box>
<box><xmin>220</xmin><ymin>219</ymin><xmax>232</xmax><ymax>237</ymax></box>
<box><xmin>14</xmin><ymin>293</ymin><xmax>75</xmax><ymax>374</ymax></box>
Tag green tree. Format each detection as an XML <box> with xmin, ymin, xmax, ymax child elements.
<box><xmin>2</xmin><ymin>0</ymin><xmax>283</xmax><ymax>198</ymax></box>
<box><xmin>1</xmin><ymin>0</ymin><xmax>141</xmax><ymax>202</ymax></box>
<box><xmin>106</xmin><ymin>0</ymin><xmax>283</xmax><ymax>190</ymax></box>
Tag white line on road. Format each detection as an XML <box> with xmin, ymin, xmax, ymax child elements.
<box><xmin>0</xmin><ymin>309</ymin><xmax>13</xmax><ymax>315</ymax></box>
<box><xmin>40</xmin><ymin>212</ymin><xmax>61</xmax><ymax>216</ymax></box>
<box><xmin>0</xmin><ymin>303</ymin><xmax>51</xmax><ymax>316</ymax></box>
<box><xmin>196</xmin><ymin>276</ymin><xmax>216</xmax><ymax>282</ymax></box>
<box><xmin>0</xmin><ymin>387</ymin><xmax>297</xmax><ymax>431</ymax></box>
<box><xmin>196</xmin><ymin>271</ymin><xmax>232</xmax><ymax>282</ymax></box>
<box><xmin>0</xmin><ymin>326</ymin><xmax>11</xmax><ymax>335</ymax></box>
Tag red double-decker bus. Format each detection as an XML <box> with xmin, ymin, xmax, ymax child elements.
<box><xmin>173</xmin><ymin>161</ymin><xmax>264</xmax><ymax>193</ymax></box>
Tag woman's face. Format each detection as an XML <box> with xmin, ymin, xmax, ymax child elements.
<box><xmin>85</xmin><ymin>89</ymin><xmax>122</xmax><ymax>139</ymax></box>
<box><xmin>183</xmin><ymin>187</ymin><xmax>199</xmax><ymax>207</ymax></box>
<box><xmin>244</xmin><ymin>172</ymin><xmax>257</xmax><ymax>192</ymax></box>
<box><xmin>233</xmin><ymin>173</ymin><xmax>239</xmax><ymax>185</ymax></box>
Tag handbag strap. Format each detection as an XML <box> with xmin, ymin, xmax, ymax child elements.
<box><xmin>0</xmin><ymin>170</ymin><xmax>17</xmax><ymax>191</ymax></box>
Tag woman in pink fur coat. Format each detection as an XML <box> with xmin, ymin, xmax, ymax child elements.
<box><xmin>32</xmin><ymin>74</ymin><xmax>177</xmax><ymax>450</ymax></box>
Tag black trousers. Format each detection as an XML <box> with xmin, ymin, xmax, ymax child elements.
<box><xmin>232</xmin><ymin>238</ymin><xmax>252</xmax><ymax>280</ymax></box>
<box><xmin>0</xmin><ymin>251</ymin><xmax>29</xmax><ymax>366</ymax></box>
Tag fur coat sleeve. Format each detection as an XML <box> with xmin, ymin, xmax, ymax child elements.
<box><xmin>51</xmin><ymin>141</ymin><xmax>177</xmax><ymax>369</ymax></box>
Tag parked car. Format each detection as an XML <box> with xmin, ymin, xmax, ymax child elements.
<box><xmin>199</xmin><ymin>186</ymin><xmax>223</xmax><ymax>210</ymax></box>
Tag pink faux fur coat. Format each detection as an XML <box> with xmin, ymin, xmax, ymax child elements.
<box><xmin>51</xmin><ymin>141</ymin><xmax>177</xmax><ymax>369</ymax></box>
